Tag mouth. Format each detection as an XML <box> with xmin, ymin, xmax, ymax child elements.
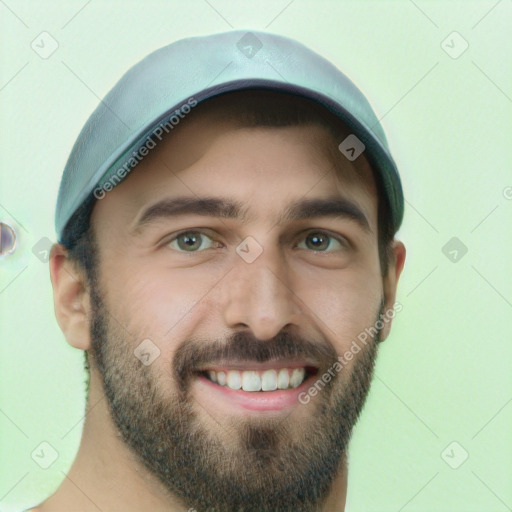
<box><xmin>193</xmin><ymin>361</ymin><xmax>320</xmax><ymax>413</ymax></box>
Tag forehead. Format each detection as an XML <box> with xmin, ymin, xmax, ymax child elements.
<box><xmin>160</xmin><ymin>90</ymin><xmax>377</xmax><ymax>193</ymax></box>
<box><xmin>90</xmin><ymin>97</ymin><xmax>378</xmax><ymax>234</ymax></box>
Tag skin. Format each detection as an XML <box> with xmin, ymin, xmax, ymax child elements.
<box><xmin>35</xmin><ymin>111</ymin><xmax>405</xmax><ymax>511</ymax></box>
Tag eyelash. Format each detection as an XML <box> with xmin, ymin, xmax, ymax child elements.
<box><xmin>164</xmin><ymin>229</ymin><xmax>350</xmax><ymax>253</ymax></box>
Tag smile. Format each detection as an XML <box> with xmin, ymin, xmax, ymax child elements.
<box><xmin>194</xmin><ymin>361</ymin><xmax>319</xmax><ymax>412</ymax></box>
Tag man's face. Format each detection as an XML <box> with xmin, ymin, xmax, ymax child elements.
<box><xmin>86</xmin><ymin>113</ymin><xmax>388</xmax><ymax>511</ymax></box>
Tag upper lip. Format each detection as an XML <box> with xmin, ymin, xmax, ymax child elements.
<box><xmin>197</xmin><ymin>359</ymin><xmax>319</xmax><ymax>372</ymax></box>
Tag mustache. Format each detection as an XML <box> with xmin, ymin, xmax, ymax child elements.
<box><xmin>173</xmin><ymin>330</ymin><xmax>338</xmax><ymax>390</ymax></box>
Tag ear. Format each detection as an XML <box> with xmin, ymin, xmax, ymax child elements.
<box><xmin>379</xmin><ymin>240</ymin><xmax>406</xmax><ymax>341</ymax></box>
<box><xmin>49</xmin><ymin>243</ymin><xmax>92</xmax><ymax>351</ymax></box>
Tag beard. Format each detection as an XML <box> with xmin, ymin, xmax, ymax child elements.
<box><xmin>87</xmin><ymin>282</ymin><xmax>382</xmax><ymax>512</ymax></box>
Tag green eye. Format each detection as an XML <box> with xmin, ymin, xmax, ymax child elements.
<box><xmin>168</xmin><ymin>231</ymin><xmax>216</xmax><ymax>252</ymax></box>
<box><xmin>297</xmin><ymin>232</ymin><xmax>345</xmax><ymax>252</ymax></box>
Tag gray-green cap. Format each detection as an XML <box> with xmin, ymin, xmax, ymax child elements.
<box><xmin>56</xmin><ymin>29</ymin><xmax>404</xmax><ymax>247</ymax></box>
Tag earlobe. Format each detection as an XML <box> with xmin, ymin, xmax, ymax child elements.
<box><xmin>49</xmin><ymin>244</ymin><xmax>92</xmax><ymax>351</ymax></box>
<box><xmin>379</xmin><ymin>240</ymin><xmax>406</xmax><ymax>342</ymax></box>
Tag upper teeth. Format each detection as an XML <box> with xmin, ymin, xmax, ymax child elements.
<box><xmin>206</xmin><ymin>368</ymin><xmax>306</xmax><ymax>392</ymax></box>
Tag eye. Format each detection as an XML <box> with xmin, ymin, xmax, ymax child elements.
<box><xmin>167</xmin><ymin>231</ymin><xmax>219</xmax><ymax>252</ymax></box>
<box><xmin>296</xmin><ymin>231</ymin><xmax>347</xmax><ymax>252</ymax></box>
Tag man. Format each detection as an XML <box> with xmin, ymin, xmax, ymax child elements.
<box><xmin>31</xmin><ymin>30</ymin><xmax>405</xmax><ymax>511</ymax></box>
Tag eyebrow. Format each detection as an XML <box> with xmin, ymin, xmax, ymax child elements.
<box><xmin>132</xmin><ymin>196</ymin><xmax>371</xmax><ymax>233</ymax></box>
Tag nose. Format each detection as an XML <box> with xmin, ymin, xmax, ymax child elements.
<box><xmin>222</xmin><ymin>242</ymin><xmax>302</xmax><ymax>341</ymax></box>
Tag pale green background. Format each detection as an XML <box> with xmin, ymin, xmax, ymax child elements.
<box><xmin>1</xmin><ymin>1</ymin><xmax>511</xmax><ymax>511</ymax></box>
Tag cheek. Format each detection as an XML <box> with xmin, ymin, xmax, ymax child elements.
<box><xmin>296</xmin><ymin>268</ymin><xmax>383</xmax><ymax>350</ymax></box>
<box><xmin>102</xmin><ymin>260</ymin><xmax>224</xmax><ymax>350</ymax></box>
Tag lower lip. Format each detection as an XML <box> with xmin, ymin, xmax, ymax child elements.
<box><xmin>194</xmin><ymin>374</ymin><xmax>314</xmax><ymax>412</ymax></box>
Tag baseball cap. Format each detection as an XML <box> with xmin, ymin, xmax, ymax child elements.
<box><xmin>55</xmin><ymin>29</ymin><xmax>404</xmax><ymax>247</ymax></box>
